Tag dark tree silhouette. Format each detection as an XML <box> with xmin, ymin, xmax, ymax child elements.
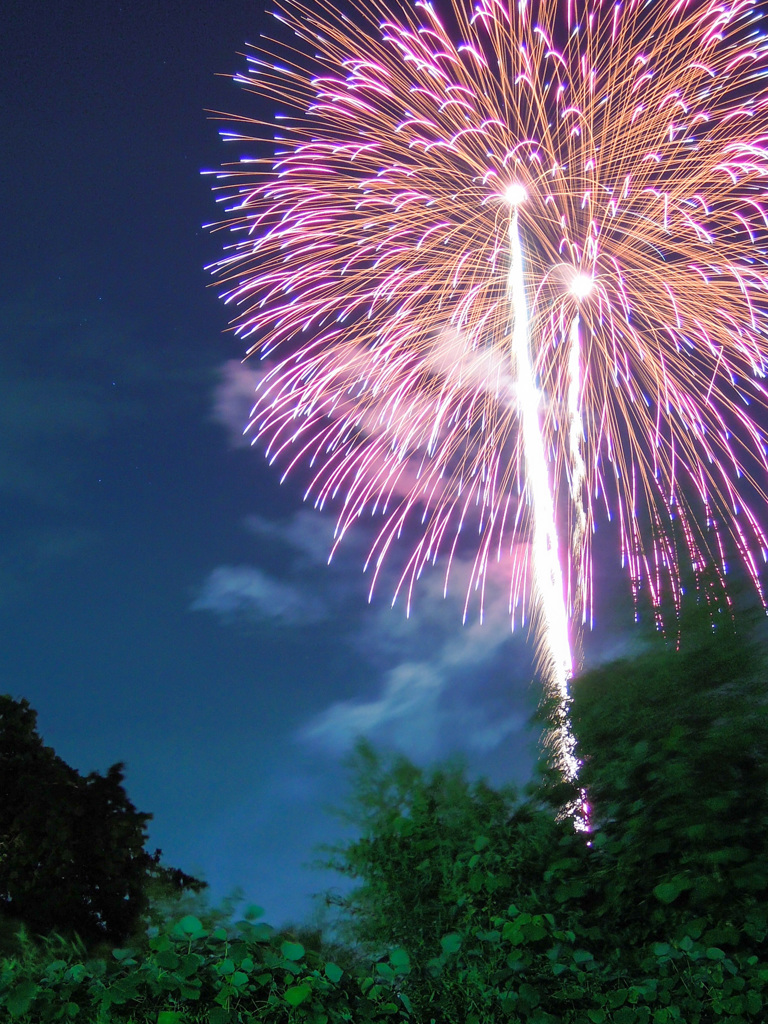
<box><xmin>0</xmin><ymin>695</ymin><xmax>205</xmax><ymax>952</ymax></box>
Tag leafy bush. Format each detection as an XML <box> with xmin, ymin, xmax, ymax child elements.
<box><xmin>317</xmin><ymin>609</ymin><xmax>768</xmax><ymax>1022</ymax></box>
<box><xmin>0</xmin><ymin>907</ymin><xmax>415</xmax><ymax>1023</ymax></box>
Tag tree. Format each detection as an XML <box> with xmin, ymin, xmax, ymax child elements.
<box><xmin>321</xmin><ymin>606</ymin><xmax>768</xmax><ymax>1021</ymax></box>
<box><xmin>319</xmin><ymin>740</ymin><xmax>588</xmax><ymax>1020</ymax></box>
<box><xmin>0</xmin><ymin>695</ymin><xmax>205</xmax><ymax>954</ymax></box>
<box><xmin>567</xmin><ymin>601</ymin><xmax>768</xmax><ymax>951</ymax></box>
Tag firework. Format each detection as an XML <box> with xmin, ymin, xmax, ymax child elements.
<box><xmin>208</xmin><ymin>0</ymin><xmax>768</xmax><ymax>730</ymax></box>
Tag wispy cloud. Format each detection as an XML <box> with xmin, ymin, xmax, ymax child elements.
<box><xmin>212</xmin><ymin>361</ymin><xmax>262</xmax><ymax>447</ymax></box>
<box><xmin>193</xmin><ymin>507</ymin><xmax>532</xmax><ymax>758</ymax></box>
<box><xmin>300</xmin><ymin>552</ymin><xmax>530</xmax><ymax>758</ymax></box>
<box><xmin>191</xmin><ymin>506</ymin><xmax>348</xmax><ymax>631</ymax></box>
<box><xmin>206</xmin><ymin>356</ymin><xmax>537</xmax><ymax>757</ymax></box>
<box><xmin>191</xmin><ymin>565</ymin><xmax>327</xmax><ymax>624</ymax></box>
<box><xmin>301</xmin><ymin>655</ymin><xmax>526</xmax><ymax>758</ymax></box>
<box><xmin>244</xmin><ymin>510</ymin><xmax>339</xmax><ymax>569</ymax></box>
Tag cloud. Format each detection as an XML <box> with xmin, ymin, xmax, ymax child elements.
<box><xmin>191</xmin><ymin>509</ymin><xmax>352</xmax><ymax>629</ymax></box>
<box><xmin>212</xmin><ymin>361</ymin><xmax>263</xmax><ymax>447</ymax></box>
<box><xmin>300</xmin><ymin>549</ymin><xmax>531</xmax><ymax>759</ymax></box>
<box><xmin>194</xmin><ymin>508</ymin><xmax>532</xmax><ymax>758</ymax></box>
<box><xmin>204</xmin><ymin>352</ymin><xmax>539</xmax><ymax>757</ymax></box>
<box><xmin>301</xmin><ymin>652</ymin><xmax>526</xmax><ymax>759</ymax></box>
<box><xmin>209</xmin><ymin>340</ymin><xmax>518</xmax><ymax>537</ymax></box>
<box><xmin>303</xmin><ymin>661</ymin><xmax>443</xmax><ymax>750</ymax></box>
<box><xmin>191</xmin><ymin>565</ymin><xmax>327</xmax><ymax>624</ymax></box>
<box><xmin>244</xmin><ymin>510</ymin><xmax>338</xmax><ymax>568</ymax></box>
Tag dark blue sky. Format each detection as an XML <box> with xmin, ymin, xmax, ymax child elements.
<box><xmin>0</xmin><ymin>0</ymin><xmax>637</xmax><ymax>929</ymax></box>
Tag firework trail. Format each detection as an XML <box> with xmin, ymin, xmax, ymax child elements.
<box><xmin>506</xmin><ymin>188</ymin><xmax>578</xmax><ymax>778</ymax></box>
<box><xmin>208</xmin><ymin>0</ymin><xmax>768</xmax><ymax>770</ymax></box>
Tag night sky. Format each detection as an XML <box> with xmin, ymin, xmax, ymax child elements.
<box><xmin>1</xmin><ymin>0</ymin><xmax>636</xmax><ymax>930</ymax></box>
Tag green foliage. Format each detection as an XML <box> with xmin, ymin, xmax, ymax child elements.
<box><xmin>568</xmin><ymin>602</ymin><xmax>768</xmax><ymax>951</ymax></box>
<box><xmin>315</xmin><ymin>609</ymin><xmax>768</xmax><ymax>1021</ymax></box>
<box><xmin>318</xmin><ymin>741</ymin><xmax>566</xmax><ymax>952</ymax></box>
<box><xmin>0</xmin><ymin>905</ymin><xmax>418</xmax><ymax>1022</ymax></box>
<box><xmin>0</xmin><ymin>695</ymin><xmax>206</xmax><ymax>957</ymax></box>
<box><xmin>3</xmin><ymin>605</ymin><xmax>768</xmax><ymax>1021</ymax></box>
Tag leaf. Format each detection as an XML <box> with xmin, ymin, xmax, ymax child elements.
<box><xmin>440</xmin><ymin>932</ymin><xmax>462</xmax><ymax>954</ymax></box>
<box><xmin>588</xmin><ymin>1011</ymin><xmax>606</xmax><ymax>1023</ymax></box>
<box><xmin>573</xmin><ymin>949</ymin><xmax>594</xmax><ymax>963</ymax></box>
<box><xmin>746</xmin><ymin>991</ymin><xmax>763</xmax><ymax>1014</ymax></box>
<box><xmin>208</xmin><ymin>1009</ymin><xmax>231</xmax><ymax>1024</ymax></box>
<box><xmin>173</xmin><ymin>914</ymin><xmax>205</xmax><ymax>937</ymax></box>
<box><xmin>518</xmin><ymin>982</ymin><xmax>540</xmax><ymax>1009</ymax></box>
<box><xmin>469</xmin><ymin>871</ymin><xmax>484</xmax><ymax>892</ymax></box>
<box><xmin>157</xmin><ymin>1013</ymin><xmax>186</xmax><ymax>1024</ymax></box>
<box><xmin>608</xmin><ymin>989</ymin><xmax>628</xmax><ymax>1009</ymax></box>
<box><xmin>6</xmin><ymin>980</ymin><xmax>38</xmax><ymax>1018</ymax></box>
<box><xmin>244</xmin><ymin>904</ymin><xmax>265</xmax><ymax>920</ymax></box>
<box><xmin>615</xmin><ymin>1008</ymin><xmax>647</xmax><ymax>1024</ymax></box>
<box><xmin>181</xmin><ymin>981</ymin><xmax>202</xmax><ymax>1000</ymax></box>
<box><xmin>281</xmin><ymin>940</ymin><xmax>305</xmax><ymax>961</ymax></box>
<box><xmin>107</xmin><ymin>976</ymin><xmax>141</xmax><ymax>1004</ymax></box>
<box><xmin>706</xmin><ymin>946</ymin><xmax>725</xmax><ymax>960</ymax></box>
<box><xmin>613</xmin><ymin>1010</ymin><xmax>634</xmax><ymax>1024</ymax></box>
<box><xmin>653</xmin><ymin>881</ymin><xmax>683</xmax><ymax>904</ymax></box>
<box><xmin>284</xmin><ymin>983</ymin><xmax>312</xmax><ymax>1006</ymax></box>
<box><xmin>65</xmin><ymin>964</ymin><xmax>86</xmax><ymax>984</ymax></box>
<box><xmin>474</xmin><ymin>835</ymin><xmax>490</xmax><ymax>851</ymax></box>
<box><xmin>325</xmin><ymin>962</ymin><xmax>343</xmax><ymax>983</ymax></box>
<box><xmin>390</xmin><ymin>948</ymin><xmax>410</xmax><ymax>971</ymax></box>
<box><xmin>173</xmin><ymin>917</ymin><xmax>208</xmax><ymax>937</ymax></box>
<box><xmin>217</xmin><ymin>958</ymin><xmax>235</xmax><ymax>976</ymax></box>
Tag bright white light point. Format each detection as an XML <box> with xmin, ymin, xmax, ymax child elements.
<box><xmin>571</xmin><ymin>273</ymin><xmax>593</xmax><ymax>300</ymax></box>
<box><xmin>505</xmin><ymin>182</ymin><xmax>528</xmax><ymax>206</ymax></box>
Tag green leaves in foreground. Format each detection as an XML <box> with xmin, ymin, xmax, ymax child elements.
<box><xmin>280</xmin><ymin>939</ymin><xmax>305</xmax><ymax>961</ymax></box>
<box><xmin>0</xmin><ymin>913</ymin><xmax>412</xmax><ymax>1022</ymax></box>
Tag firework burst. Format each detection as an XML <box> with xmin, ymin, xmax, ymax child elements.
<box><xmin>208</xmin><ymin>0</ymin><xmax>768</xmax><ymax>742</ymax></box>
